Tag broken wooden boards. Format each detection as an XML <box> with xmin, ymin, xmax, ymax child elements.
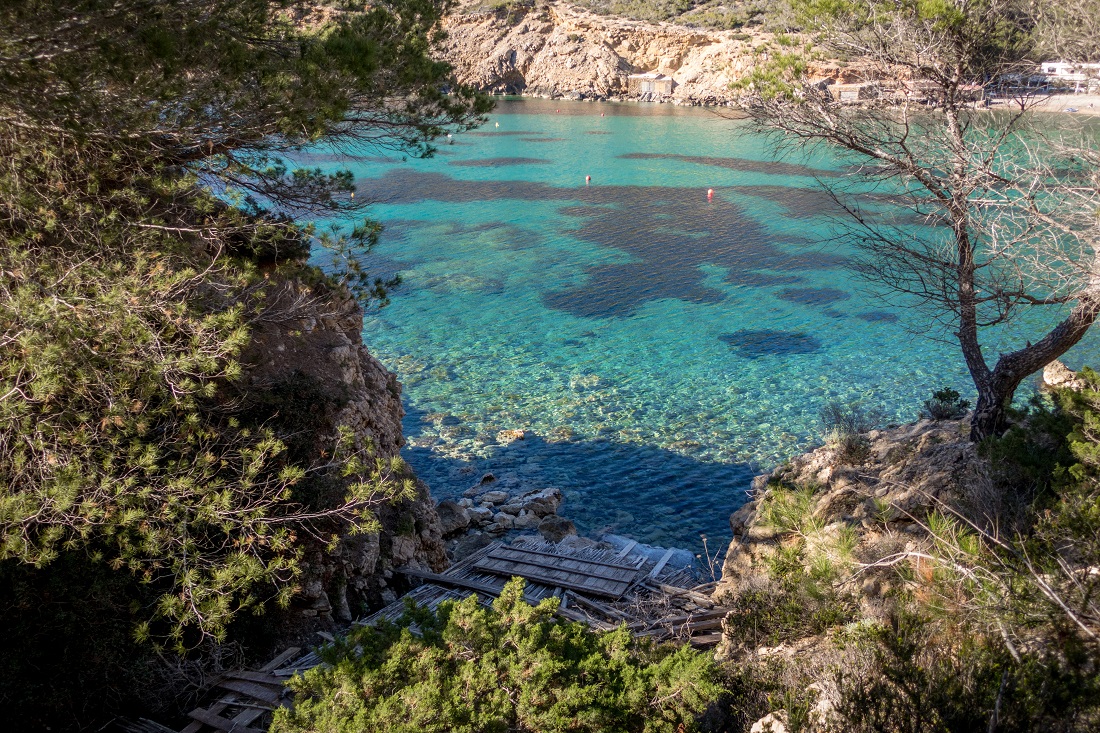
<box><xmin>472</xmin><ymin>544</ymin><xmax>642</xmax><ymax>599</ymax></box>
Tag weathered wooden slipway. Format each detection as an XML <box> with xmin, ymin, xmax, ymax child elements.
<box><xmin>131</xmin><ymin>536</ymin><xmax>725</xmax><ymax>733</ymax></box>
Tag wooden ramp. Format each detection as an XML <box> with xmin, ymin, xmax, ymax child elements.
<box><xmin>388</xmin><ymin>536</ymin><xmax>726</xmax><ymax>646</ymax></box>
<box><xmin>136</xmin><ymin>537</ymin><xmax>725</xmax><ymax>733</ymax></box>
<box><xmin>472</xmin><ymin>544</ymin><xmax>641</xmax><ymax>598</ymax></box>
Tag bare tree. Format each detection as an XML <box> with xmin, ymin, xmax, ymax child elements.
<box><xmin>738</xmin><ymin>0</ymin><xmax>1100</xmax><ymax>440</ymax></box>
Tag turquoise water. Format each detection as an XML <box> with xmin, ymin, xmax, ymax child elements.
<box><xmin>303</xmin><ymin>98</ymin><xmax>1099</xmax><ymax>553</ymax></box>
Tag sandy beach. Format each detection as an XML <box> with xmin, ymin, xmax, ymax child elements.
<box><xmin>1020</xmin><ymin>93</ymin><xmax>1100</xmax><ymax>115</ymax></box>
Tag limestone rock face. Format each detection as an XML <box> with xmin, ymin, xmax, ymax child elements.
<box><xmin>1043</xmin><ymin>359</ymin><xmax>1086</xmax><ymax>390</ymax></box>
<box><xmin>240</xmin><ymin>280</ymin><xmax>447</xmax><ymax>624</ymax></box>
<box><xmin>716</xmin><ymin>418</ymin><xmax>985</xmax><ymax>623</ymax></box>
<box><xmin>438</xmin><ymin>2</ymin><xmax>776</xmax><ymax>104</ymax></box>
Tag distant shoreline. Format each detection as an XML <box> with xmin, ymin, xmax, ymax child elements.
<box><xmin>1027</xmin><ymin>93</ymin><xmax>1100</xmax><ymax>115</ymax></box>
<box><xmin>482</xmin><ymin>90</ymin><xmax>1100</xmax><ymax>117</ymax></box>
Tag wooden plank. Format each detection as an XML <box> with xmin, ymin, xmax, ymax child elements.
<box><xmin>398</xmin><ymin>568</ymin><xmax>505</xmax><ymax>598</ymax></box>
<box><xmin>481</xmin><ymin>547</ymin><xmax>641</xmax><ymax>585</ymax></box>
<box><xmin>473</xmin><ymin>556</ymin><xmax>632</xmax><ymax>598</ymax></box>
<box><xmin>187</xmin><ymin>707</ymin><xmax>264</xmax><ymax>733</ymax></box>
<box><xmin>260</xmin><ymin>647</ymin><xmax>302</xmax><ymax>672</ymax></box>
<box><xmin>615</xmin><ymin>540</ymin><xmax>638</xmax><ymax>559</ymax></box>
<box><xmin>566</xmin><ymin>592</ymin><xmax>633</xmax><ymax>621</ymax></box>
<box><xmin>689</xmin><ymin>633</ymin><xmax>724</xmax><ymax>648</ymax></box>
<box><xmin>648</xmin><ymin>548</ymin><xmax>676</xmax><ymax>579</ymax></box>
<box><xmin>486</xmin><ymin>545</ymin><xmax>641</xmax><ymax>573</ymax></box>
<box><xmin>180</xmin><ymin>646</ymin><xmax>300</xmax><ymax>733</ymax></box>
<box><xmin>215</xmin><ymin>679</ymin><xmax>283</xmax><ymax>705</ymax></box>
<box><xmin>483</xmin><ymin>548</ymin><xmax>639</xmax><ymax>583</ymax></box>
<box><xmin>181</xmin><ymin>701</ymin><xmax>235</xmax><ymax>733</ymax></box>
<box><xmin>226</xmin><ymin>670</ymin><xmax>284</xmax><ymax>686</ymax></box>
<box><xmin>646</xmin><ymin>581</ymin><xmax>717</xmax><ymax>608</ymax></box>
<box><xmin>228</xmin><ymin>704</ymin><xmax>275</xmax><ymax>731</ymax></box>
<box><xmin>627</xmin><ymin>609</ymin><xmax>727</xmax><ymax>631</ymax></box>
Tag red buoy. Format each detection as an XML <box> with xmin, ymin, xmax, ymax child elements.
<box><xmin>586</xmin><ymin>175</ymin><xmax>591</xmax><ymax>185</ymax></box>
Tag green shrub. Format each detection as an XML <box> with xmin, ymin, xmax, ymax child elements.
<box><xmin>920</xmin><ymin>388</ymin><xmax>971</xmax><ymax>421</ymax></box>
<box><xmin>274</xmin><ymin>578</ymin><xmax>724</xmax><ymax>733</ymax></box>
<box><xmin>832</xmin><ymin>612</ymin><xmax>1100</xmax><ymax>732</ymax></box>
<box><xmin>819</xmin><ymin>399</ymin><xmax>881</xmax><ymax>464</ymax></box>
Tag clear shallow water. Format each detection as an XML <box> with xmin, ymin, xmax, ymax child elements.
<box><xmin>302</xmin><ymin>98</ymin><xmax>1100</xmax><ymax>554</ymax></box>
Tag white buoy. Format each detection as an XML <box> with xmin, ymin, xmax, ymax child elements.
<box><xmin>707</xmin><ymin>188</ymin><xmax>714</xmax><ymax>199</ymax></box>
<box><xmin>586</xmin><ymin>175</ymin><xmax>591</xmax><ymax>185</ymax></box>
<box><xmin>495</xmin><ymin>122</ymin><xmax>499</xmax><ymax>127</ymax></box>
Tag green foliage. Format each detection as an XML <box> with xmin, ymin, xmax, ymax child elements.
<box><xmin>0</xmin><ymin>0</ymin><xmax>488</xmax><ymax>647</ymax></box>
<box><xmin>724</xmin><ymin>484</ymin><xmax>857</xmax><ymax>646</ymax></box>
<box><xmin>920</xmin><ymin>388</ymin><xmax>971</xmax><ymax>421</ymax></box>
<box><xmin>274</xmin><ymin>578</ymin><xmax>724</xmax><ymax>733</ymax></box>
<box><xmin>818</xmin><ymin>399</ymin><xmax>881</xmax><ymax>464</ymax></box>
<box><xmin>833</xmin><ymin>612</ymin><xmax>1100</xmax><ymax>732</ymax></box>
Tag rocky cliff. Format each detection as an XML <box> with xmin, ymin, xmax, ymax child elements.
<box><xmin>439</xmin><ymin>1</ymin><xmax>765</xmax><ymax>104</ymax></box>
<box><xmin>712</xmin><ymin>417</ymin><xmax>994</xmax><ymax>730</ymax></box>
<box><xmin>240</xmin><ymin>279</ymin><xmax>447</xmax><ymax>625</ymax></box>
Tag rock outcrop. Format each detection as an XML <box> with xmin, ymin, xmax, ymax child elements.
<box><xmin>715</xmin><ymin>418</ymin><xmax>990</xmax><ymax>730</ymax></box>
<box><xmin>716</xmin><ymin>418</ymin><xmax>981</xmax><ymax>608</ymax></box>
<box><xmin>241</xmin><ymin>280</ymin><xmax>446</xmax><ymax>624</ymax></box>
<box><xmin>439</xmin><ymin>2</ymin><xmax>766</xmax><ymax>104</ymax></box>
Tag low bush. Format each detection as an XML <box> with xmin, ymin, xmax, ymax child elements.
<box><xmin>274</xmin><ymin>578</ymin><xmax>724</xmax><ymax>733</ymax></box>
<box><xmin>920</xmin><ymin>387</ymin><xmax>971</xmax><ymax>420</ymax></box>
<box><xmin>833</xmin><ymin>612</ymin><xmax>1100</xmax><ymax>732</ymax></box>
<box><xmin>819</xmin><ymin>399</ymin><xmax>881</xmax><ymax>464</ymax></box>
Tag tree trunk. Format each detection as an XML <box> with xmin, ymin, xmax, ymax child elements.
<box><xmin>968</xmin><ymin>294</ymin><xmax>1100</xmax><ymax>442</ymax></box>
<box><xmin>970</xmin><ymin>382</ymin><xmax>1012</xmax><ymax>441</ymax></box>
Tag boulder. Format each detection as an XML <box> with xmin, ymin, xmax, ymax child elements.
<box><xmin>479</xmin><ymin>490</ymin><xmax>510</xmax><ymax>506</ymax></box>
<box><xmin>749</xmin><ymin>712</ymin><xmax>788</xmax><ymax>733</ymax></box>
<box><xmin>436</xmin><ymin>500</ymin><xmax>471</xmax><ymax>535</ymax></box>
<box><xmin>493</xmin><ymin>512</ymin><xmax>516</xmax><ymax>530</ymax></box>
<box><xmin>468</xmin><ymin>506</ymin><xmax>494</xmax><ymax>525</ymax></box>
<box><xmin>463</xmin><ymin>473</ymin><xmax>498</xmax><ymax>498</ymax></box>
<box><xmin>519</xmin><ymin>487</ymin><xmax>563</xmax><ymax>517</ymax></box>
<box><xmin>513</xmin><ymin>511</ymin><xmax>542</xmax><ymax>530</ymax></box>
<box><xmin>1043</xmin><ymin>359</ymin><xmax>1086</xmax><ymax>390</ymax></box>
<box><xmin>450</xmin><ymin>531</ymin><xmax>492</xmax><ymax>561</ymax></box>
<box><xmin>538</xmin><ymin>515</ymin><xmax>577</xmax><ymax>542</ymax></box>
<box><xmin>390</xmin><ymin>535</ymin><xmax>419</xmax><ymax>566</ymax></box>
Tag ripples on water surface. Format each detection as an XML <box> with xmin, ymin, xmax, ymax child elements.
<box><xmin>303</xmin><ymin>98</ymin><xmax>1100</xmax><ymax>553</ymax></box>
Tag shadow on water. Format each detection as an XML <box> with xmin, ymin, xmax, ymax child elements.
<box><xmin>355</xmin><ymin>170</ymin><xmax>849</xmax><ymax>318</ymax></box>
<box><xmin>401</xmin><ymin>405</ymin><xmax>755</xmax><ymax>556</ymax></box>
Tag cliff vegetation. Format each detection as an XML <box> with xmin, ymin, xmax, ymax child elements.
<box><xmin>0</xmin><ymin>0</ymin><xmax>486</xmax><ymax>729</ymax></box>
